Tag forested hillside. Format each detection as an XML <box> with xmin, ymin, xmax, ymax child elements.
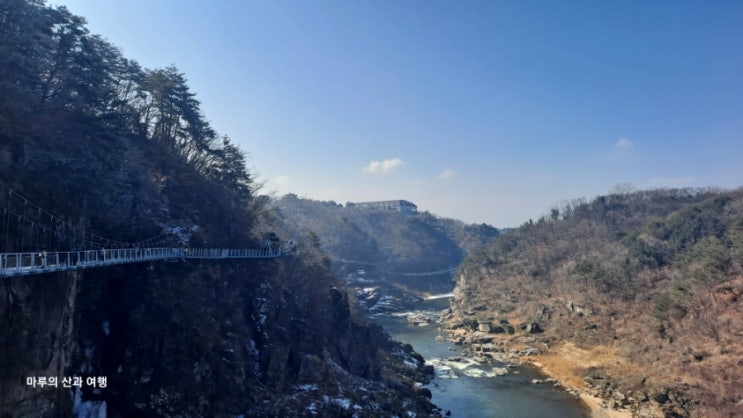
<box><xmin>271</xmin><ymin>194</ymin><xmax>499</xmax><ymax>287</ymax></box>
<box><xmin>448</xmin><ymin>188</ymin><xmax>743</xmax><ymax>417</ymax></box>
<box><xmin>0</xmin><ymin>1</ymin><xmax>439</xmax><ymax>416</ymax></box>
<box><xmin>0</xmin><ymin>0</ymin><xmax>263</xmax><ymax>250</ymax></box>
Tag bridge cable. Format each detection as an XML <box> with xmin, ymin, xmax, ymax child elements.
<box><xmin>0</xmin><ymin>177</ymin><xmax>169</xmax><ymax>251</ymax></box>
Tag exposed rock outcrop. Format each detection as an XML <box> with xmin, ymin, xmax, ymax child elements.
<box><xmin>1</xmin><ymin>260</ymin><xmax>440</xmax><ymax>417</ymax></box>
<box><xmin>438</xmin><ymin>296</ymin><xmax>693</xmax><ymax>418</ymax></box>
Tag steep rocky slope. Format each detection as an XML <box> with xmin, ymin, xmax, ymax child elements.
<box><xmin>444</xmin><ymin>189</ymin><xmax>743</xmax><ymax>418</ymax></box>
<box><xmin>1</xmin><ymin>238</ymin><xmax>439</xmax><ymax>417</ymax></box>
<box><xmin>0</xmin><ymin>2</ymin><xmax>440</xmax><ymax>415</ymax></box>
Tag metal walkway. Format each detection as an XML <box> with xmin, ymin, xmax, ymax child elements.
<box><xmin>0</xmin><ymin>247</ymin><xmax>282</xmax><ymax>278</ymax></box>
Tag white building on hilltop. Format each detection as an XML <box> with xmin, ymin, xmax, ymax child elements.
<box><xmin>348</xmin><ymin>200</ymin><xmax>418</xmax><ymax>214</ymax></box>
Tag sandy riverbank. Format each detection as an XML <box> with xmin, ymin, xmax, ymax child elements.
<box><xmin>443</xmin><ymin>326</ymin><xmax>672</xmax><ymax>418</ymax></box>
<box><xmin>578</xmin><ymin>393</ymin><xmax>632</xmax><ymax>418</ymax></box>
<box><xmin>524</xmin><ymin>359</ymin><xmax>630</xmax><ymax>418</ymax></box>
<box><xmin>524</xmin><ymin>341</ymin><xmax>634</xmax><ymax>418</ymax></box>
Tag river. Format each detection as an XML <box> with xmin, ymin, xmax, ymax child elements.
<box><xmin>370</xmin><ymin>292</ymin><xmax>590</xmax><ymax>418</ymax></box>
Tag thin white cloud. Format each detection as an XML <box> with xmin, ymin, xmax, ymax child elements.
<box><xmin>614</xmin><ymin>137</ymin><xmax>634</xmax><ymax>158</ymax></box>
<box><xmin>363</xmin><ymin>158</ymin><xmax>404</xmax><ymax>175</ymax></box>
<box><xmin>614</xmin><ymin>138</ymin><xmax>635</xmax><ymax>151</ymax></box>
<box><xmin>438</xmin><ymin>169</ymin><xmax>455</xmax><ymax>180</ymax></box>
<box><xmin>274</xmin><ymin>175</ymin><xmax>290</xmax><ymax>187</ymax></box>
<box><xmin>613</xmin><ymin>138</ymin><xmax>635</xmax><ymax>161</ymax></box>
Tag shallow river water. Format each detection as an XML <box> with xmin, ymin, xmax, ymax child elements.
<box><xmin>373</xmin><ymin>296</ymin><xmax>590</xmax><ymax>418</ymax></box>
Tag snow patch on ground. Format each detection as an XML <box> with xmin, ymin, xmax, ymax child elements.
<box><xmin>403</xmin><ymin>358</ymin><xmax>419</xmax><ymax>368</ymax></box>
<box><xmin>423</xmin><ymin>292</ymin><xmax>454</xmax><ymax>300</ymax></box>
<box><xmin>158</xmin><ymin>224</ymin><xmax>198</xmax><ymax>246</ymax></box>
<box><xmin>323</xmin><ymin>396</ymin><xmax>353</xmax><ymax>410</ymax></box>
<box><xmin>72</xmin><ymin>387</ymin><xmax>107</xmax><ymax>418</ymax></box>
<box><xmin>246</xmin><ymin>339</ymin><xmax>261</xmax><ymax>377</ymax></box>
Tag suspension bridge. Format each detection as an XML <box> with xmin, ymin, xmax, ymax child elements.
<box><xmin>0</xmin><ymin>178</ymin><xmax>283</xmax><ymax>278</ymax></box>
<box><xmin>333</xmin><ymin>258</ymin><xmax>455</xmax><ymax>277</ymax></box>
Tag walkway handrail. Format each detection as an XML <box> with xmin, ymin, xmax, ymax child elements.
<box><xmin>0</xmin><ymin>247</ymin><xmax>282</xmax><ymax>278</ymax></box>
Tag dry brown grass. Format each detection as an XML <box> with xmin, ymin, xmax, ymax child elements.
<box><xmin>454</xmin><ymin>267</ymin><xmax>743</xmax><ymax>417</ymax></box>
<box><xmin>529</xmin><ymin>342</ymin><xmax>641</xmax><ymax>390</ymax></box>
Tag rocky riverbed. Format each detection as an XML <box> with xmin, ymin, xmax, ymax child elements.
<box><xmin>348</xmin><ymin>275</ymin><xmax>591</xmax><ymax>417</ymax></box>
<box><xmin>438</xmin><ymin>306</ymin><xmax>691</xmax><ymax>418</ymax></box>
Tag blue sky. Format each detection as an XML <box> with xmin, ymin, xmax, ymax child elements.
<box><xmin>54</xmin><ymin>0</ymin><xmax>743</xmax><ymax>227</ymax></box>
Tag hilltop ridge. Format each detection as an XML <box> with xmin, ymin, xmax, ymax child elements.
<box><xmin>271</xmin><ymin>193</ymin><xmax>499</xmax><ymax>291</ymax></box>
<box><xmin>443</xmin><ymin>188</ymin><xmax>743</xmax><ymax>418</ymax></box>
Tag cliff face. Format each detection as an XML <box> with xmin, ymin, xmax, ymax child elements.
<box><xmin>1</xmin><ymin>256</ymin><xmax>438</xmax><ymax>417</ymax></box>
<box><xmin>0</xmin><ymin>2</ymin><xmax>440</xmax><ymax>416</ymax></box>
<box><xmin>1</xmin><ymin>270</ymin><xmax>81</xmax><ymax>415</ymax></box>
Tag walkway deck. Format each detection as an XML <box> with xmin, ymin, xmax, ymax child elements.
<box><xmin>0</xmin><ymin>247</ymin><xmax>282</xmax><ymax>278</ymax></box>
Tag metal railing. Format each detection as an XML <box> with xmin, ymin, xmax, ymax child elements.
<box><xmin>185</xmin><ymin>248</ymin><xmax>282</xmax><ymax>259</ymax></box>
<box><xmin>0</xmin><ymin>247</ymin><xmax>282</xmax><ymax>278</ymax></box>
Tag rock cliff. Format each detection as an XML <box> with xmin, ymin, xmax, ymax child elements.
<box><xmin>1</xmin><ymin>257</ymin><xmax>439</xmax><ymax>417</ymax></box>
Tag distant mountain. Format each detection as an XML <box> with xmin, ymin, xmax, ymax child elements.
<box><xmin>270</xmin><ymin>194</ymin><xmax>500</xmax><ymax>290</ymax></box>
